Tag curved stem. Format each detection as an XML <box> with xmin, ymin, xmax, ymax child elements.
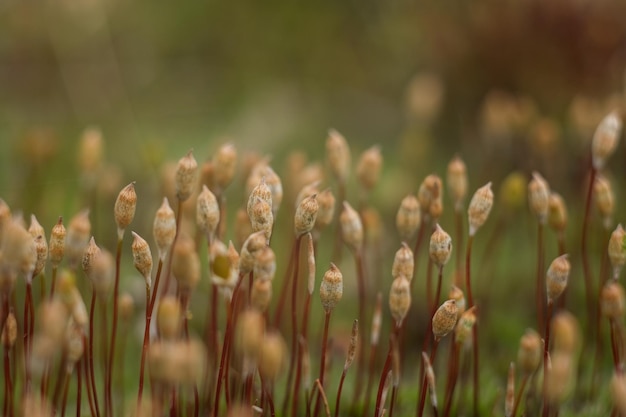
<box><xmin>511</xmin><ymin>373</ymin><xmax>529</xmax><ymax>417</ymax></box>
<box><xmin>375</xmin><ymin>325</ymin><xmax>400</xmax><ymax>416</ymax></box>
<box><xmin>335</xmin><ymin>369</ymin><xmax>348</xmax><ymax>417</ymax></box>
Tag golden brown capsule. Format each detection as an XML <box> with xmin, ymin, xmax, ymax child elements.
<box><xmin>448</xmin><ymin>285</ymin><xmax>466</xmax><ymax>315</ymax></box>
<box><xmin>172</xmin><ymin>233</ymin><xmax>200</xmax><ymax>293</ymax></box>
<box><xmin>546</xmin><ymin>254</ymin><xmax>570</xmax><ymax>304</ymax></box>
<box><xmin>251</xmin><ymin>278</ymin><xmax>272</xmax><ymax>312</ymax></box>
<box><xmin>356</xmin><ymin>145</ymin><xmax>382</xmax><ymax>191</ymax></box>
<box><xmin>326</xmin><ymin>129</ymin><xmax>351</xmax><ymax>184</ymax></box>
<box><xmin>608</xmin><ymin>224</ymin><xmax>626</xmax><ymax>280</ymax></box>
<box><xmin>432</xmin><ymin>300</ymin><xmax>458</xmax><ymax>341</ymax></box>
<box><xmin>294</xmin><ymin>194</ymin><xmax>319</xmax><ymax>236</ymax></box>
<box><xmin>340</xmin><ymin>201</ymin><xmax>363</xmax><ymax>252</ymax></box>
<box><xmin>131</xmin><ymin>231</ymin><xmax>153</xmax><ymax>289</ymax></box>
<box><xmin>344</xmin><ymin>319</ymin><xmax>359</xmax><ymax>370</ymax></box>
<box><xmin>258</xmin><ymin>331</ymin><xmax>287</xmax><ymax>381</ymax></box>
<box><xmin>175</xmin><ymin>150</ymin><xmax>198</xmax><ymax>202</ymax></box>
<box><xmin>235</xmin><ymin>309</ymin><xmax>265</xmax><ymax>359</ymax></box>
<box><xmin>447</xmin><ymin>155</ymin><xmax>468</xmax><ymax>212</ymax></box>
<box><xmin>591</xmin><ymin>110</ymin><xmax>622</xmax><ymax>170</ymax></box>
<box><xmin>49</xmin><ymin>217</ymin><xmax>66</xmax><ymax>269</ymax></box>
<box><xmin>213</xmin><ymin>142</ymin><xmax>237</xmax><ymax>192</ymax></box>
<box><xmin>429</xmin><ymin>224</ymin><xmax>452</xmax><ymax>268</ymax></box>
<box><xmin>320</xmin><ymin>263</ymin><xmax>343</xmax><ymax>313</ymax></box>
<box><xmin>389</xmin><ymin>276</ymin><xmax>411</xmax><ymax>327</ymax></box>
<box><xmin>528</xmin><ymin>172</ymin><xmax>550</xmax><ymax>224</ymax></box>
<box><xmin>594</xmin><ymin>174</ymin><xmax>614</xmax><ymax>229</ymax></box>
<box><xmin>157</xmin><ymin>296</ymin><xmax>182</xmax><ymax>341</ymax></box>
<box><xmin>392</xmin><ymin>242</ymin><xmax>414</xmax><ymax>281</ymax></box>
<box><xmin>153</xmin><ymin>197</ymin><xmax>176</xmax><ymax>262</ymax></box>
<box><xmin>1</xmin><ymin>311</ymin><xmax>17</xmax><ymax>348</ymax></box>
<box><xmin>454</xmin><ymin>306</ymin><xmax>476</xmax><ymax>346</ymax></box>
<box><xmin>114</xmin><ymin>182</ymin><xmax>136</xmax><ymax>238</ymax></box>
<box><xmin>196</xmin><ymin>185</ymin><xmax>220</xmax><ymax>239</ymax></box>
<box><xmin>601</xmin><ymin>281</ymin><xmax>626</xmax><ymax>320</ymax></box>
<box><xmin>315</xmin><ymin>188</ymin><xmax>336</xmax><ymax>230</ymax></box>
<box><xmin>467</xmin><ymin>182</ymin><xmax>494</xmax><ymax>236</ymax></box>
<box><xmin>548</xmin><ymin>192</ymin><xmax>568</xmax><ymax>234</ymax></box>
<box><xmin>396</xmin><ymin>194</ymin><xmax>421</xmax><ymax>241</ymax></box>
<box><xmin>517</xmin><ymin>328</ymin><xmax>542</xmax><ymax>375</ymax></box>
<box><xmin>418</xmin><ymin>174</ymin><xmax>443</xmax><ymax>222</ymax></box>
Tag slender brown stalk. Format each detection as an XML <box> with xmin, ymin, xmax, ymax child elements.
<box><xmin>60</xmin><ymin>370</ymin><xmax>71</xmax><ymax>417</ymax></box>
<box><xmin>536</xmin><ymin>223</ymin><xmax>545</xmax><ymax>333</ymax></box>
<box><xmin>50</xmin><ymin>266</ymin><xmax>58</xmax><ymax>298</ymax></box>
<box><xmin>335</xmin><ymin>369</ymin><xmax>348</xmax><ymax>417</ymax></box>
<box><xmin>88</xmin><ymin>291</ymin><xmax>101</xmax><ymax>417</ymax></box>
<box><xmin>511</xmin><ymin>374</ymin><xmax>529</xmax><ymax>417</ymax></box>
<box><xmin>352</xmin><ymin>248</ymin><xmax>367</xmax><ymax>404</ymax></box>
<box><xmin>542</xmin><ymin>302</ymin><xmax>553</xmax><ymax>417</ymax></box>
<box><xmin>363</xmin><ymin>293</ymin><xmax>383</xmax><ymax>417</ymax></box>
<box><xmin>417</xmin><ymin>341</ymin><xmax>440</xmax><ymax>417</ymax></box>
<box><xmin>53</xmin><ymin>360</ymin><xmax>68</xmax><ymax>414</ymax></box>
<box><xmin>137</xmin><ymin>284</ymin><xmax>151</xmax><ymax>410</ymax></box>
<box><xmin>464</xmin><ymin>234</ymin><xmax>480</xmax><ymax>417</ymax></box>
<box><xmin>292</xmin><ymin>291</ymin><xmax>313</xmax><ymax>417</ymax></box>
<box><xmin>149</xmin><ymin>259</ymin><xmax>165</xmax><ymax>318</ymax></box>
<box><xmin>105</xmin><ymin>238</ymin><xmax>124</xmax><ymax>417</ymax></box>
<box><xmin>315</xmin><ymin>378</ymin><xmax>331</xmax><ymax>417</ymax></box>
<box><xmin>313</xmin><ymin>311</ymin><xmax>332</xmax><ymax>417</ymax></box>
<box><xmin>454</xmin><ymin>210</ymin><xmax>464</xmax><ymax>287</ymax></box>
<box><xmin>82</xmin><ymin>339</ymin><xmax>97</xmax><ymax>417</ymax></box>
<box><xmin>3</xmin><ymin>344</ymin><xmax>12</xmax><ymax>417</ymax></box>
<box><xmin>272</xmin><ymin>235</ymin><xmax>296</xmax><ymax>328</ymax></box>
<box><xmin>332</xmin><ymin>182</ymin><xmax>346</xmax><ymax>262</ymax></box>
<box><xmin>610</xmin><ymin>319</ymin><xmax>621</xmax><ymax>372</ymax></box>
<box><xmin>375</xmin><ymin>325</ymin><xmax>400</xmax><ymax>416</ymax></box>
<box><xmin>213</xmin><ymin>272</ymin><xmax>244</xmax><ymax>417</ymax></box>
<box><xmin>161</xmin><ymin>200</ymin><xmax>184</xmax><ymax>298</ymax></box>
<box><xmin>76</xmin><ymin>361</ymin><xmax>83</xmax><ymax>417</ymax></box>
<box><xmin>24</xmin><ymin>280</ymin><xmax>33</xmax><ymax>394</ymax></box>
<box><xmin>282</xmin><ymin>236</ymin><xmax>303</xmax><ymax>415</ymax></box>
<box><xmin>581</xmin><ymin>167</ymin><xmax>597</xmax><ymax>334</ymax></box>
<box><xmin>442</xmin><ymin>343</ymin><xmax>460</xmax><ymax>417</ymax></box>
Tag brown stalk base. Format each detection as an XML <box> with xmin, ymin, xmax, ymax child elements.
<box><xmin>352</xmin><ymin>249</ymin><xmax>368</xmax><ymax>406</ymax></box>
<box><xmin>82</xmin><ymin>341</ymin><xmax>97</xmax><ymax>417</ymax></box>
<box><xmin>335</xmin><ymin>368</ymin><xmax>348</xmax><ymax>417</ymax></box>
<box><xmin>442</xmin><ymin>343</ymin><xmax>460</xmax><ymax>417</ymax></box>
<box><xmin>313</xmin><ymin>311</ymin><xmax>332</xmax><ymax>417</ymax></box>
<box><xmin>76</xmin><ymin>361</ymin><xmax>82</xmax><ymax>417</ymax></box>
<box><xmin>88</xmin><ymin>291</ymin><xmax>101</xmax><ymax>417</ymax></box>
<box><xmin>375</xmin><ymin>325</ymin><xmax>400</xmax><ymax>417</ymax></box>
<box><xmin>3</xmin><ymin>345</ymin><xmax>13</xmax><ymax>417</ymax></box>
<box><xmin>417</xmin><ymin>341</ymin><xmax>440</xmax><ymax>417</ymax></box>
<box><xmin>511</xmin><ymin>373</ymin><xmax>529</xmax><ymax>417</ymax></box>
<box><xmin>542</xmin><ymin>302</ymin><xmax>553</xmax><ymax>417</ymax></box>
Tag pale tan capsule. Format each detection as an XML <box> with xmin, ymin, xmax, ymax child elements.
<box><xmin>81</xmin><ymin>237</ymin><xmax>101</xmax><ymax>276</ymax></box>
<box><xmin>545</xmin><ymin>351</ymin><xmax>574</xmax><ymax>405</ymax></box>
<box><xmin>418</xmin><ymin>174</ymin><xmax>443</xmax><ymax>221</ymax></box>
<box><xmin>251</xmin><ymin>278</ymin><xmax>272</xmax><ymax>312</ymax></box>
<box><xmin>1</xmin><ymin>218</ymin><xmax>36</xmax><ymax>278</ymax></box>
<box><xmin>546</xmin><ymin>254</ymin><xmax>570</xmax><ymax>304</ymax></box>
<box><xmin>196</xmin><ymin>185</ymin><xmax>220</xmax><ymax>238</ymax></box>
<box><xmin>49</xmin><ymin>217</ymin><xmax>66</xmax><ymax>268</ymax></box>
<box><xmin>396</xmin><ymin>194</ymin><xmax>421</xmax><ymax>240</ymax></box>
<box><xmin>69</xmin><ymin>287</ymin><xmax>88</xmax><ymax>330</ymax></box>
<box><xmin>551</xmin><ymin>311</ymin><xmax>580</xmax><ymax>354</ymax></box>
<box><xmin>340</xmin><ymin>201</ymin><xmax>363</xmax><ymax>252</ymax></box>
<box><xmin>392</xmin><ymin>242</ymin><xmax>414</xmax><ymax>281</ymax></box>
<box><xmin>357</xmin><ymin>145</ymin><xmax>382</xmax><ymax>191</ymax></box>
<box><xmin>454</xmin><ymin>306</ymin><xmax>476</xmax><ymax>346</ymax></box>
<box><xmin>594</xmin><ymin>174</ymin><xmax>614</xmax><ymax>229</ymax></box>
<box><xmin>448</xmin><ymin>285</ymin><xmax>466</xmax><ymax>315</ymax></box>
<box><xmin>432</xmin><ymin>300</ymin><xmax>458</xmax><ymax>341</ymax></box>
<box><xmin>528</xmin><ymin>172</ymin><xmax>550</xmax><ymax>224</ymax></box>
<box><xmin>429</xmin><ymin>224</ymin><xmax>452</xmax><ymax>267</ymax></box>
<box><xmin>248</xmin><ymin>163</ymin><xmax>283</xmax><ymax>216</ymax></box>
<box><xmin>239</xmin><ymin>231</ymin><xmax>267</xmax><ymax>275</ymax></box>
<box><xmin>295</xmin><ymin>194</ymin><xmax>319</xmax><ymax>236</ymax></box>
<box><xmin>517</xmin><ymin>328</ymin><xmax>542</xmax><ymax>374</ymax></box>
<box><xmin>362</xmin><ymin>207</ymin><xmax>383</xmax><ymax>244</ymax></box>
<box><xmin>371</xmin><ymin>292</ymin><xmax>383</xmax><ymax>346</ymax></box>
<box><xmin>210</xmin><ymin>240</ymin><xmax>239</xmax><ymax>290</ymax></box>
<box><xmin>65</xmin><ymin>324</ymin><xmax>84</xmax><ymax>367</ymax></box>
<box><xmin>591</xmin><ymin>111</ymin><xmax>622</xmax><ymax>170</ymax></box>
<box><xmin>258</xmin><ymin>331</ymin><xmax>287</xmax><ymax>381</ymax></box>
<box><xmin>153</xmin><ymin>197</ymin><xmax>176</xmax><ymax>262</ymax></box>
<box><xmin>175</xmin><ymin>150</ymin><xmax>198</xmax><ymax>202</ymax></box>
<box><xmin>132</xmin><ymin>231</ymin><xmax>153</xmax><ymax>289</ymax></box>
<box><xmin>32</xmin><ymin>235</ymin><xmax>48</xmax><ymax>277</ymax></box>
<box><xmin>345</xmin><ymin>319</ymin><xmax>359</xmax><ymax>370</ymax></box>
<box><xmin>320</xmin><ymin>263</ymin><xmax>343</xmax><ymax>313</ymax></box>
<box><xmin>249</xmin><ymin>196</ymin><xmax>273</xmax><ymax>243</ymax></box>
<box><xmin>157</xmin><ymin>296</ymin><xmax>182</xmax><ymax>341</ymax></box>
<box><xmin>609</xmin><ymin>224</ymin><xmax>626</xmax><ymax>279</ymax></box>
<box><xmin>235</xmin><ymin>309</ymin><xmax>265</xmax><ymax>359</ymax></box>
<box><xmin>315</xmin><ymin>188</ymin><xmax>336</xmax><ymax>230</ymax></box>
<box><xmin>467</xmin><ymin>182</ymin><xmax>494</xmax><ymax>237</ymax></box>
<box><xmin>172</xmin><ymin>233</ymin><xmax>200</xmax><ymax>293</ymax></box>
<box><xmin>247</xmin><ymin>177</ymin><xmax>273</xmax><ymax>218</ymax></box>
<box><xmin>601</xmin><ymin>281</ymin><xmax>626</xmax><ymax>320</ymax></box>
<box><xmin>254</xmin><ymin>245</ymin><xmax>276</xmax><ymax>282</ymax></box>
<box><xmin>66</xmin><ymin>209</ymin><xmax>91</xmax><ymax>269</ymax></box>
<box><xmin>114</xmin><ymin>182</ymin><xmax>136</xmax><ymax>238</ymax></box>
<box><xmin>295</xmin><ymin>180</ymin><xmax>320</xmax><ymax>209</ymax></box>
<box><xmin>91</xmin><ymin>249</ymin><xmax>114</xmax><ymax>299</ymax></box>
<box><xmin>326</xmin><ymin>128</ymin><xmax>351</xmax><ymax>184</ymax></box>
<box><xmin>548</xmin><ymin>192</ymin><xmax>568</xmax><ymax>234</ymax></box>
<box><xmin>1</xmin><ymin>311</ymin><xmax>17</xmax><ymax>348</ymax></box>
<box><xmin>505</xmin><ymin>362</ymin><xmax>515</xmax><ymax>417</ymax></box>
<box><xmin>389</xmin><ymin>276</ymin><xmax>411</xmax><ymax>327</ymax></box>
<box><xmin>118</xmin><ymin>292</ymin><xmax>134</xmax><ymax>320</ymax></box>
<box><xmin>213</xmin><ymin>142</ymin><xmax>237</xmax><ymax>192</ymax></box>
<box><xmin>77</xmin><ymin>127</ymin><xmax>104</xmax><ymax>178</ymax></box>
<box><xmin>447</xmin><ymin>155</ymin><xmax>468</xmax><ymax>212</ymax></box>
<box><xmin>611</xmin><ymin>372</ymin><xmax>626</xmax><ymax>415</ymax></box>
<box><xmin>422</xmin><ymin>352</ymin><xmax>437</xmax><ymax>409</ymax></box>
<box><xmin>234</xmin><ymin>207</ymin><xmax>253</xmax><ymax>249</ymax></box>
<box><xmin>29</xmin><ymin>214</ymin><xmax>45</xmax><ymax>240</ymax></box>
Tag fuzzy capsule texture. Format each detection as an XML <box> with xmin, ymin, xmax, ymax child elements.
<box><xmin>247</xmin><ymin>163</ymin><xmax>283</xmax><ymax>216</ymax></box>
<box><xmin>592</xmin><ymin>111</ymin><xmax>622</xmax><ymax>170</ymax></box>
<box><xmin>601</xmin><ymin>281</ymin><xmax>626</xmax><ymax>320</ymax></box>
<box><xmin>528</xmin><ymin>172</ymin><xmax>550</xmax><ymax>223</ymax></box>
<box><xmin>91</xmin><ymin>249</ymin><xmax>115</xmax><ymax>299</ymax></box>
<box><xmin>396</xmin><ymin>194</ymin><xmax>421</xmax><ymax>240</ymax></box>
<box><xmin>213</xmin><ymin>142</ymin><xmax>237</xmax><ymax>191</ymax></box>
<box><xmin>1</xmin><ymin>311</ymin><xmax>17</xmax><ymax>348</ymax></box>
<box><xmin>545</xmin><ymin>352</ymin><xmax>574</xmax><ymax>405</ymax></box>
<box><xmin>594</xmin><ymin>175</ymin><xmax>614</xmax><ymax>228</ymax></box>
<box><xmin>609</xmin><ymin>224</ymin><xmax>626</xmax><ymax>279</ymax></box>
<box><xmin>172</xmin><ymin>233</ymin><xmax>200</xmax><ymax>293</ymax></box>
<box><xmin>253</xmin><ymin>245</ymin><xmax>276</xmax><ymax>282</ymax></box>
<box><xmin>432</xmin><ymin>299</ymin><xmax>458</xmax><ymax>341</ymax></box>
<box><xmin>320</xmin><ymin>263</ymin><xmax>343</xmax><ymax>313</ymax></box>
<box><xmin>449</xmin><ymin>285</ymin><xmax>466</xmax><ymax>315</ymax></box>
<box><xmin>518</xmin><ymin>328</ymin><xmax>542</xmax><ymax>374</ymax></box>
<box><xmin>340</xmin><ymin>201</ymin><xmax>364</xmax><ymax>252</ymax></box>
<box><xmin>132</xmin><ymin>231</ymin><xmax>153</xmax><ymax>288</ymax></box>
<box><xmin>356</xmin><ymin>145</ymin><xmax>382</xmax><ymax>191</ymax></box>
<box><xmin>548</xmin><ymin>192</ymin><xmax>568</xmax><ymax>233</ymax></box>
<box><xmin>82</xmin><ymin>236</ymin><xmax>100</xmax><ymax>276</ymax></box>
<box><xmin>611</xmin><ymin>373</ymin><xmax>626</xmax><ymax>415</ymax></box>
<box><xmin>239</xmin><ymin>231</ymin><xmax>267</xmax><ymax>275</ymax></box>
<box><xmin>429</xmin><ymin>223</ymin><xmax>452</xmax><ymax>267</ymax></box>
<box><xmin>153</xmin><ymin>197</ymin><xmax>176</xmax><ymax>261</ymax></box>
<box><xmin>392</xmin><ymin>242</ymin><xmax>414</xmax><ymax>280</ymax></box>
<box><xmin>326</xmin><ymin>128</ymin><xmax>351</xmax><ymax>184</ymax></box>
<box><xmin>447</xmin><ymin>155</ymin><xmax>468</xmax><ymax>211</ymax></box>
<box><xmin>454</xmin><ymin>306</ymin><xmax>476</xmax><ymax>345</ymax></box>
<box><xmin>248</xmin><ymin>196</ymin><xmax>273</xmax><ymax>243</ymax></box>
<box><xmin>294</xmin><ymin>194</ymin><xmax>319</xmax><ymax>236</ymax></box>
<box><xmin>345</xmin><ymin>319</ymin><xmax>359</xmax><ymax>370</ymax></box>
<box><xmin>546</xmin><ymin>254</ymin><xmax>570</xmax><ymax>304</ymax></box>
<box><xmin>467</xmin><ymin>182</ymin><xmax>494</xmax><ymax>236</ymax></box>
<box><xmin>418</xmin><ymin>174</ymin><xmax>443</xmax><ymax>221</ymax></box>
<box><xmin>175</xmin><ymin>151</ymin><xmax>198</xmax><ymax>202</ymax></box>
<box><xmin>389</xmin><ymin>276</ymin><xmax>411</xmax><ymax>327</ymax></box>
<box><xmin>114</xmin><ymin>182</ymin><xmax>136</xmax><ymax>237</ymax></box>
<box><xmin>1</xmin><ymin>218</ymin><xmax>36</xmax><ymax>277</ymax></box>
<box><xmin>247</xmin><ymin>177</ymin><xmax>273</xmax><ymax>215</ymax></box>
<box><xmin>29</xmin><ymin>214</ymin><xmax>45</xmax><ymax>239</ymax></box>
<box><xmin>315</xmin><ymin>189</ymin><xmax>336</xmax><ymax>230</ymax></box>
<box><xmin>251</xmin><ymin>278</ymin><xmax>272</xmax><ymax>312</ymax></box>
<box><xmin>197</xmin><ymin>185</ymin><xmax>220</xmax><ymax>238</ymax></box>
<box><xmin>158</xmin><ymin>296</ymin><xmax>182</xmax><ymax>341</ymax></box>
<box><xmin>66</xmin><ymin>209</ymin><xmax>91</xmax><ymax>268</ymax></box>
<box><xmin>295</xmin><ymin>180</ymin><xmax>320</xmax><ymax>210</ymax></box>
<box><xmin>49</xmin><ymin>217</ymin><xmax>66</xmax><ymax>268</ymax></box>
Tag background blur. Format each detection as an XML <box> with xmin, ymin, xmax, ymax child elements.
<box><xmin>1</xmin><ymin>0</ymin><xmax>626</xmax><ymax>220</ymax></box>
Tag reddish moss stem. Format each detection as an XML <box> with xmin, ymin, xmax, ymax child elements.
<box><xmin>106</xmin><ymin>237</ymin><xmax>124</xmax><ymax>417</ymax></box>
<box><xmin>352</xmin><ymin>249</ymin><xmax>367</xmax><ymax>404</ymax></box>
<box><xmin>581</xmin><ymin>167</ymin><xmax>597</xmax><ymax>336</ymax></box>
<box><xmin>511</xmin><ymin>373</ymin><xmax>529</xmax><ymax>417</ymax></box>
<box><xmin>375</xmin><ymin>325</ymin><xmax>399</xmax><ymax>416</ymax></box>
<box><xmin>542</xmin><ymin>302</ymin><xmax>553</xmax><ymax>417</ymax></box>
<box><xmin>3</xmin><ymin>344</ymin><xmax>12</xmax><ymax>417</ymax></box>
<box><xmin>417</xmin><ymin>341</ymin><xmax>440</xmax><ymax>417</ymax></box>
<box><xmin>313</xmin><ymin>311</ymin><xmax>332</xmax><ymax>417</ymax></box>
<box><xmin>88</xmin><ymin>291</ymin><xmax>101</xmax><ymax>417</ymax></box>
<box><xmin>535</xmin><ymin>223</ymin><xmax>545</xmax><ymax>333</ymax></box>
<box><xmin>282</xmin><ymin>236</ymin><xmax>302</xmax><ymax>415</ymax></box>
